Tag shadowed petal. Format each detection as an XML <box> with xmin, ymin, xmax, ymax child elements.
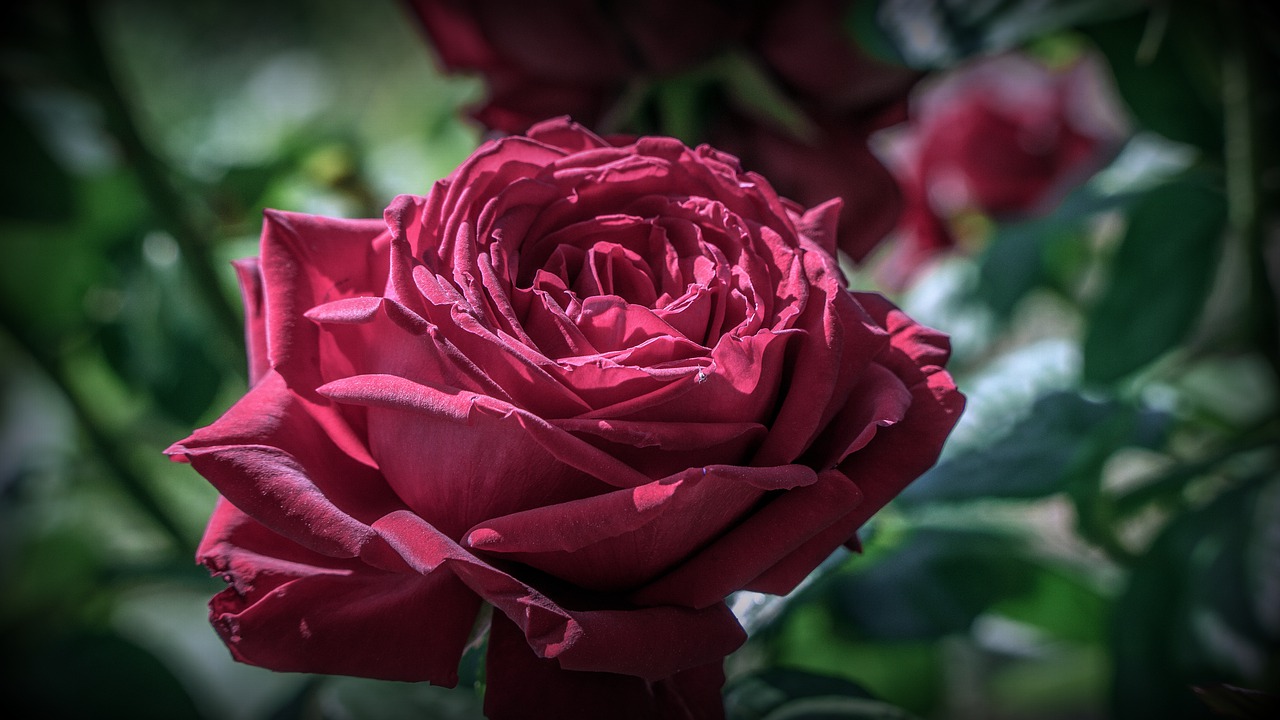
<box><xmin>198</xmin><ymin>499</ymin><xmax>479</xmax><ymax>684</ymax></box>
<box><xmin>483</xmin><ymin>611</ymin><xmax>726</xmax><ymax>720</ymax></box>
<box><xmin>374</xmin><ymin>510</ymin><xmax>746</xmax><ymax>680</ymax></box>
<box><xmin>630</xmin><ymin>469</ymin><xmax>862</xmax><ymax>608</ymax></box>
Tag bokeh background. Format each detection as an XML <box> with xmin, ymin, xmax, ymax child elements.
<box><xmin>1</xmin><ymin>1</ymin><xmax>1276</xmax><ymax>718</ymax></box>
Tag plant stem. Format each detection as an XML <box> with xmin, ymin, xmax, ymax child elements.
<box><xmin>0</xmin><ymin>312</ymin><xmax>192</xmax><ymax>552</ymax></box>
<box><xmin>64</xmin><ymin>0</ymin><xmax>246</xmax><ymax>376</ymax></box>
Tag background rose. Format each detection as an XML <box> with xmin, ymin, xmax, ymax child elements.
<box><xmin>166</xmin><ymin>118</ymin><xmax>962</xmax><ymax>718</ymax></box>
<box><xmin>877</xmin><ymin>51</ymin><xmax>1128</xmax><ymax>286</ymax></box>
<box><xmin>404</xmin><ymin>0</ymin><xmax>920</xmax><ymax>263</ymax></box>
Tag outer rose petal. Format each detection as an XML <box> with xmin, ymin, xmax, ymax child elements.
<box><xmin>374</xmin><ymin>510</ymin><xmax>746</xmax><ymax>680</ymax></box>
<box><xmin>631</xmin><ymin>469</ymin><xmax>863</xmax><ymax>608</ymax></box>
<box><xmin>198</xmin><ymin>499</ymin><xmax>479</xmax><ymax>684</ymax></box>
<box><xmin>177</xmin><ymin>118</ymin><xmax>965</xmax><ymax>712</ymax></box>
<box><xmin>256</xmin><ymin>210</ymin><xmax>389</xmax><ymax>391</ymax></box>
<box><xmin>483</xmin><ymin>612</ymin><xmax>726</xmax><ymax>720</ymax></box>
<box><xmin>167</xmin><ymin>371</ymin><xmax>405</xmax><ymax>560</ymax></box>
<box><xmin>231</xmin><ymin>257</ymin><xmax>269</xmax><ymax>386</ymax></box>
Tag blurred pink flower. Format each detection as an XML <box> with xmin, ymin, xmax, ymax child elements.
<box><xmin>877</xmin><ymin>50</ymin><xmax>1128</xmax><ymax>287</ymax></box>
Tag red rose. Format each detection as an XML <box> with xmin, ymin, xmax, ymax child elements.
<box><xmin>879</xmin><ymin>51</ymin><xmax>1128</xmax><ymax>286</ymax></box>
<box><xmin>169</xmin><ymin>119</ymin><xmax>962</xmax><ymax>719</ymax></box>
<box><xmin>405</xmin><ymin>0</ymin><xmax>920</xmax><ymax>263</ymax></box>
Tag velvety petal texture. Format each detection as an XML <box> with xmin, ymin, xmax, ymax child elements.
<box><xmin>171</xmin><ymin>118</ymin><xmax>963</xmax><ymax>719</ymax></box>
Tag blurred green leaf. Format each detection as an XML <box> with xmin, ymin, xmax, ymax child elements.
<box><xmin>900</xmin><ymin>390</ymin><xmax>1170</xmax><ymax>504</ymax></box>
<box><xmin>316</xmin><ymin>676</ymin><xmax>485</xmax><ymax>720</ymax></box>
<box><xmin>726</xmin><ymin>667</ymin><xmax>880</xmax><ymax>720</ymax></box>
<box><xmin>990</xmin><ymin>563</ymin><xmax>1111</xmax><ymax>644</ymax></box>
<box><xmin>759</xmin><ymin>696</ymin><xmax>920</xmax><ymax>720</ymax></box>
<box><xmin>97</xmin><ymin>243</ymin><xmax>225</xmax><ymax>425</ymax></box>
<box><xmin>824</xmin><ymin>528</ymin><xmax>1039</xmax><ymax>641</ymax></box>
<box><xmin>1083</xmin><ymin>175</ymin><xmax>1227</xmax><ymax>384</ymax></box>
<box><xmin>1111</xmin><ymin>474</ymin><xmax>1280</xmax><ymax>719</ymax></box>
<box><xmin>1083</xmin><ymin>8</ymin><xmax>1223</xmax><ymax>155</ymax></box>
<box><xmin>1</xmin><ymin>629</ymin><xmax>203</xmax><ymax>719</ymax></box>
<box><xmin>0</xmin><ymin>170</ymin><xmax>147</xmax><ymax>344</ymax></box>
<box><xmin>0</xmin><ymin>97</ymin><xmax>75</xmax><ymax>222</ymax></box>
<box><xmin>843</xmin><ymin>0</ymin><xmax>909</xmax><ymax>66</ymax></box>
<box><xmin>714</xmin><ymin>53</ymin><xmax>820</xmax><ymax>144</ymax></box>
<box><xmin>871</xmin><ymin>0</ymin><xmax>1146</xmax><ymax>68</ymax></box>
<box><xmin>973</xmin><ymin>181</ymin><xmax>1139</xmax><ymax>319</ymax></box>
<box><xmin>769</xmin><ymin>602</ymin><xmax>943</xmax><ymax>717</ymax></box>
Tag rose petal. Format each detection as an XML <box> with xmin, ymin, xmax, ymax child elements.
<box><xmin>483</xmin><ymin>612</ymin><xmax>726</xmax><ymax>720</ymax></box>
<box><xmin>630</xmin><ymin>469</ymin><xmax>862</xmax><ymax>609</ymax></box>
<box><xmin>803</xmin><ymin>361</ymin><xmax>913</xmax><ymax>469</ymax></box>
<box><xmin>231</xmin><ymin>257</ymin><xmax>269</xmax><ymax>386</ymax></box>
<box><xmin>198</xmin><ymin>499</ymin><xmax>478</xmax><ymax>684</ymax></box>
<box><xmin>752</xmin><ymin>250</ymin><xmax>887</xmax><ymax>466</ymax></box>
<box><xmin>374</xmin><ymin>510</ymin><xmax>746</xmax><ymax>680</ymax></box>
<box><xmin>319</xmin><ymin>373</ymin><xmax>652</xmax><ymax>483</ymax></box>
<box><xmin>257</xmin><ymin>210</ymin><xmax>389</xmax><ymax>389</ymax></box>
<box><xmin>166</xmin><ymin>371</ymin><xmax>402</xmax><ymax>559</ymax></box>
<box><xmin>465</xmin><ymin>464</ymin><xmax>816</xmax><ymax>591</ymax></box>
<box><xmin>552</xmin><ymin>416</ymin><xmax>764</xmax><ymax>477</ymax></box>
<box><xmin>305</xmin><ymin>294</ymin><xmax>514</xmax><ymax>403</ymax></box>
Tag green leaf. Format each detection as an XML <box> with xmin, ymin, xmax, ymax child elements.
<box><xmin>767</xmin><ymin>603</ymin><xmax>944</xmax><ymax>718</ymax></box>
<box><xmin>1111</xmin><ymin>474</ymin><xmax>1280</xmax><ymax>720</ymax></box>
<box><xmin>1083</xmin><ymin>175</ymin><xmax>1227</xmax><ymax>384</ymax></box>
<box><xmin>872</xmin><ymin>0</ymin><xmax>1146</xmax><ymax>68</ymax></box>
<box><xmin>900</xmin><ymin>390</ymin><xmax>1171</xmax><ymax>504</ymax></box>
<box><xmin>972</xmin><ymin>181</ymin><xmax>1142</xmax><ymax>319</ymax></box>
<box><xmin>824</xmin><ymin>528</ymin><xmax>1040</xmax><ymax>641</ymax></box>
<box><xmin>712</xmin><ymin>53</ymin><xmax>819</xmax><ymax>145</ymax></box>
<box><xmin>1083</xmin><ymin>8</ymin><xmax>1223</xmax><ymax>154</ymax></box>
<box><xmin>762</xmin><ymin>696</ymin><xmax>920</xmax><ymax>720</ymax></box>
<box><xmin>843</xmin><ymin>0</ymin><xmax>909</xmax><ymax>66</ymax></box>
<box><xmin>725</xmin><ymin>667</ymin><xmax>881</xmax><ymax>720</ymax></box>
<box><xmin>97</xmin><ymin>248</ymin><xmax>226</xmax><ymax>425</ymax></box>
<box><xmin>317</xmin><ymin>676</ymin><xmax>486</xmax><ymax>720</ymax></box>
<box><xmin>2</xmin><ymin>630</ymin><xmax>203</xmax><ymax>720</ymax></box>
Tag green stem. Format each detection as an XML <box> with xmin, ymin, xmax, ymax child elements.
<box><xmin>65</xmin><ymin>0</ymin><xmax>245</xmax><ymax>375</ymax></box>
<box><xmin>0</xmin><ymin>312</ymin><xmax>191</xmax><ymax>553</ymax></box>
<box><xmin>1220</xmin><ymin>1</ymin><xmax>1280</xmax><ymax>381</ymax></box>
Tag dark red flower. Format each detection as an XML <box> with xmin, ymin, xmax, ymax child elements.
<box><xmin>170</xmin><ymin>119</ymin><xmax>962</xmax><ymax>719</ymax></box>
<box><xmin>878</xmin><ymin>51</ymin><xmax>1128</xmax><ymax>286</ymax></box>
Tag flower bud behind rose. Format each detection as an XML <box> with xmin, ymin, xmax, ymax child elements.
<box><xmin>877</xmin><ymin>50</ymin><xmax>1129</xmax><ymax>287</ymax></box>
<box><xmin>169</xmin><ymin>118</ymin><xmax>963</xmax><ymax>719</ymax></box>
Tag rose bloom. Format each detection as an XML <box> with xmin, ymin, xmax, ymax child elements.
<box><xmin>169</xmin><ymin>119</ymin><xmax>962</xmax><ymax>719</ymax></box>
<box><xmin>877</xmin><ymin>51</ymin><xmax>1128</xmax><ymax>286</ymax></box>
<box><xmin>404</xmin><ymin>0</ymin><xmax>920</xmax><ymax>263</ymax></box>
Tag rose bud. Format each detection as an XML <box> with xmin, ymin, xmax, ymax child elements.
<box><xmin>877</xmin><ymin>50</ymin><xmax>1128</xmax><ymax>286</ymax></box>
<box><xmin>168</xmin><ymin>118</ymin><xmax>963</xmax><ymax>719</ymax></box>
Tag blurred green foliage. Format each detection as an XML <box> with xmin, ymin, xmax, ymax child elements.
<box><xmin>1</xmin><ymin>0</ymin><xmax>1277</xmax><ymax>718</ymax></box>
